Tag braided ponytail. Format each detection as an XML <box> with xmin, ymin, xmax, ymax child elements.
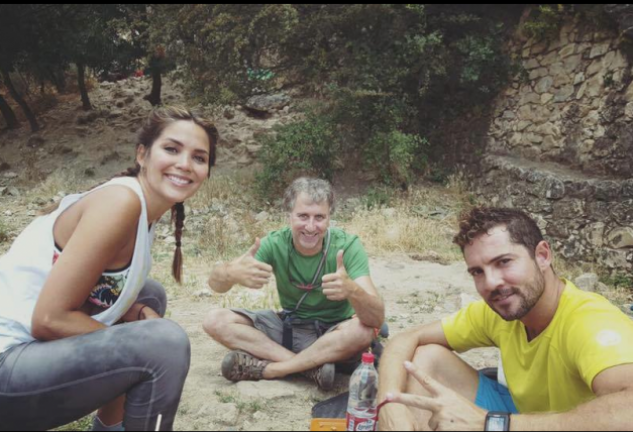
<box><xmin>171</xmin><ymin>202</ymin><xmax>185</xmax><ymax>283</ymax></box>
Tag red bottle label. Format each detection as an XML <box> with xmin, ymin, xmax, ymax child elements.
<box><xmin>346</xmin><ymin>412</ymin><xmax>377</xmax><ymax>431</ymax></box>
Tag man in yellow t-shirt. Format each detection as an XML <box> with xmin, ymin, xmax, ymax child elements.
<box><xmin>377</xmin><ymin>207</ymin><xmax>633</xmax><ymax>431</ymax></box>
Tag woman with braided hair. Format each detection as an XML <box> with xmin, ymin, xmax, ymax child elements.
<box><xmin>0</xmin><ymin>106</ymin><xmax>218</xmax><ymax>431</ymax></box>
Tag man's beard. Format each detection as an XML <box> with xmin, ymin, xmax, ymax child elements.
<box><xmin>488</xmin><ymin>265</ymin><xmax>546</xmax><ymax>321</ymax></box>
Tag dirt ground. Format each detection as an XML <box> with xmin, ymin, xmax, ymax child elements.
<box><xmin>1</xmin><ymin>76</ymin><xmax>629</xmax><ymax>432</ymax></box>
<box><xmin>170</xmin><ymin>257</ymin><xmax>499</xmax><ymax>431</ymax></box>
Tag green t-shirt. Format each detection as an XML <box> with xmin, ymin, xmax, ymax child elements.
<box><xmin>255</xmin><ymin>227</ymin><xmax>370</xmax><ymax>322</ymax></box>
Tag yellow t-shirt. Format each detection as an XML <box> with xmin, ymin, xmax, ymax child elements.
<box><xmin>442</xmin><ymin>279</ymin><xmax>633</xmax><ymax>414</ymax></box>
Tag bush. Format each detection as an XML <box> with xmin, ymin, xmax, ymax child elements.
<box><xmin>255</xmin><ymin>110</ymin><xmax>339</xmax><ymax>198</ymax></box>
<box><xmin>523</xmin><ymin>5</ymin><xmax>566</xmax><ymax>41</ymax></box>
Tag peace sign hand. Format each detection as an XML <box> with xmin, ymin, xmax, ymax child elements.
<box><xmin>386</xmin><ymin>361</ymin><xmax>487</xmax><ymax>431</ymax></box>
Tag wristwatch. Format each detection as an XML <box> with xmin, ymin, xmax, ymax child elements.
<box><xmin>484</xmin><ymin>412</ymin><xmax>511</xmax><ymax>431</ymax></box>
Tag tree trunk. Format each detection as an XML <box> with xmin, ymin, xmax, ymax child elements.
<box><xmin>0</xmin><ymin>92</ymin><xmax>19</xmax><ymax>129</ymax></box>
<box><xmin>76</xmin><ymin>61</ymin><xmax>92</xmax><ymax>111</ymax></box>
<box><xmin>0</xmin><ymin>67</ymin><xmax>39</xmax><ymax>132</ymax></box>
<box><xmin>47</xmin><ymin>67</ymin><xmax>66</xmax><ymax>94</ymax></box>
<box><xmin>146</xmin><ymin>68</ymin><xmax>162</xmax><ymax>106</ymax></box>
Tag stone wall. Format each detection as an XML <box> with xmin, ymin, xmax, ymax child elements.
<box><xmin>488</xmin><ymin>21</ymin><xmax>632</xmax><ymax>178</ymax></box>
<box><xmin>469</xmin><ymin>12</ymin><xmax>633</xmax><ymax>273</ymax></box>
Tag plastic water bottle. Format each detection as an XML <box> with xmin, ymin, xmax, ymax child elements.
<box><xmin>346</xmin><ymin>352</ymin><xmax>378</xmax><ymax>431</ymax></box>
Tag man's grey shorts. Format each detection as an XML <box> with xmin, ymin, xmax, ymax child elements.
<box><xmin>231</xmin><ymin>308</ymin><xmax>350</xmax><ymax>353</ymax></box>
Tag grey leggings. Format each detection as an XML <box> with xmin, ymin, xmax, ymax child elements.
<box><xmin>0</xmin><ymin>280</ymin><xmax>190</xmax><ymax>431</ymax></box>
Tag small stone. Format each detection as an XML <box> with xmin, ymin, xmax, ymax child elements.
<box><xmin>607</xmin><ymin>227</ymin><xmax>633</xmax><ymax>249</ymax></box>
<box><xmin>194</xmin><ymin>288</ymin><xmax>213</xmax><ymax>298</ymax></box>
<box><xmin>216</xmin><ymin>403</ymin><xmax>239</xmax><ymax>424</ymax></box>
<box><xmin>574</xmin><ymin>273</ymin><xmax>599</xmax><ymax>292</ymax></box>
<box><xmin>255</xmin><ymin>211</ymin><xmax>269</xmax><ymax>222</ymax></box>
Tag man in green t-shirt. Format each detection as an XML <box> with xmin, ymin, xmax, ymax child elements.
<box><xmin>203</xmin><ymin>178</ymin><xmax>385</xmax><ymax>390</ymax></box>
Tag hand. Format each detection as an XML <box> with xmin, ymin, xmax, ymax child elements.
<box><xmin>386</xmin><ymin>361</ymin><xmax>487</xmax><ymax>431</ymax></box>
<box><xmin>122</xmin><ymin>303</ymin><xmax>160</xmax><ymax>322</ymax></box>
<box><xmin>231</xmin><ymin>238</ymin><xmax>273</xmax><ymax>289</ymax></box>
<box><xmin>322</xmin><ymin>250</ymin><xmax>357</xmax><ymax>301</ymax></box>
<box><xmin>139</xmin><ymin>306</ymin><xmax>160</xmax><ymax>320</ymax></box>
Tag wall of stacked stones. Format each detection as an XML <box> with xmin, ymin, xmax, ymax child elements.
<box><xmin>471</xmin><ymin>16</ymin><xmax>632</xmax><ymax>273</ymax></box>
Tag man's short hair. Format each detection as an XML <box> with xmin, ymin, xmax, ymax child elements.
<box><xmin>453</xmin><ymin>207</ymin><xmax>545</xmax><ymax>258</ymax></box>
<box><xmin>283</xmin><ymin>177</ymin><xmax>335</xmax><ymax>213</ymax></box>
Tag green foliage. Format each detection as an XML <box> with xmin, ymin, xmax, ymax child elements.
<box><xmin>523</xmin><ymin>5</ymin><xmax>566</xmax><ymax>41</ymax></box>
<box><xmin>601</xmin><ymin>274</ymin><xmax>633</xmax><ymax>290</ymax></box>
<box><xmin>363</xmin><ymin>187</ymin><xmax>393</xmax><ymax>210</ymax></box>
<box><xmin>256</xmin><ymin>110</ymin><xmax>339</xmax><ymax>198</ymax></box>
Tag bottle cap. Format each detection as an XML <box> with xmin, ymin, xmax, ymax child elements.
<box><xmin>362</xmin><ymin>352</ymin><xmax>375</xmax><ymax>364</ymax></box>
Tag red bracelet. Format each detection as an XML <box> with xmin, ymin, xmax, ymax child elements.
<box><xmin>138</xmin><ymin>305</ymin><xmax>149</xmax><ymax>321</ymax></box>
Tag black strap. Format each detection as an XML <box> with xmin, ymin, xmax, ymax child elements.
<box><xmin>282</xmin><ymin>230</ymin><xmax>332</xmax><ymax>350</ymax></box>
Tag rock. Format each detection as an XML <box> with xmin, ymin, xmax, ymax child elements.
<box><xmin>255</xmin><ymin>211</ymin><xmax>269</xmax><ymax>222</ymax></box>
<box><xmin>554</xmin><ymin>84</ymin><xmax>575</xmax><ymax>102</ymax></box>
<box><xmin>244</xmin><ymin>93</ymin><xmax>291</xmax><ymax>115</ymax></box>
<box><xmin>589</xmin><ymin>42</ymin><xmax>610</xmax><ymax>59</ymax></box>
<box><xmin>625</xmin><ymin>102</ymin><xmax>633</xmax><ymax>120</ymax></box>
<box><xmin>523</xmin><ymin>58</ymin><xmax>540</xmax><ymax>70</ymax></box>
<box><xmin>607</xmin><ymin>227</ymin><xmax>633</xmax><ymax>249</ymax></box>
<box><xmin>381</xmin><ymin>208</ymin><xmax>397</xmax><ymax>218</ymax></box>
<box><xmin>558</xmin><ymin>45</ymin><xmax>576</xmax><ymax>58</ymax></box>
<box><xmin>3</xmin><ymin>172</ymin><xmax>17</xmax><ymax>179</ymax></box>
<box><xmin>27</xmin><ymin>135</ymin><xmax>46</xmax><ymax>148</ymax></box>
<box><xmin>575</xmin><ymin>273</ymin><xmax>600</xmax><ymax>293</ymax></box>
<box><xmin>76</xmin><ymin>111</ymin><xmax>99</xmax><ymax>125</ymax></box>
<box><xmin>246</xmin><ymin>144</ymin><xmax>263</xmax><ymax>155</ymax></box>
<box><xmin>385</xmin><ymin>262</ymin><xmax>405</xmax><ymax>270</ymax></box>
<box><xmin>194</xmin><ymin>288</ymin><xmax>213</xmax><ymax>298</ymax></box>
<box><xmin>216</xmin><ymin>403</ymin><xmax>239</xmax><ymax>424</ymax></box>
<box><xmin>535</xmin><ymin>77</ymin><xmax>553</xmax><ymax>94</ymax></box>
<box><xmin>6</xmin><ymin>187</ymin><xmax>19</xmax><ymax>197</ymax></box>
<box><xmin>563</xmin><ymin>54</ymin><xmax>582</xmax><ymax>74</ymax></box>
<box><xmin>108</xmin><ymin>109</ymin><xmax>124</xmax><ymax>119</ymax></box>
<box><xmin>409</xmin><ymin>251</ymin><xmax>446</xmax><ymax>265</ymax></box>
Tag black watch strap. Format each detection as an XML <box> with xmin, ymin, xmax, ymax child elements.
<box><xmin>484</xmin><ymin>412</ymin><xmax>511</xmax><ymax>431</ymax></box>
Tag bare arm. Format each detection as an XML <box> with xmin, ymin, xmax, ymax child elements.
<box><xmin>207</xmin><ymin>238</ymin><xmax>273</xmax><ymax>293</ymax></box>
<box><xmin>31</xmin><ymin>187</ymin><xmax>142</xmax><ymax>341</ymax></box>
<box><xmin>347</xmin><ymin>275</ymin><xmax>385</xmax><ymax>329</ymax></box>
<box><xmin>512</xmin><ymin>364</ymin><xmax>633</xmax><ymax>431</ymax></box>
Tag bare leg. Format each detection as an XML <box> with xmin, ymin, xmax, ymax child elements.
<box><xmin>263</xmin><ymin>318</ymin><xmax>374</xmax><ymax>379</ymax></box>
<box><xmin>404</xmin><ymin>344</ymin><xmax>480</xmax><ymax>431</ymax></box>
<box><xmin>96</xmin><ymin>395</ymin><xmax>125</xmax><ymax>426</ymax></box>
<box><xmin>203</xmin><ymin>309</ymin><xmax>295</xmax><ymax>362</ymax></box>
<box><xmin>204</xmin><ymin>310</ymin><xmax>374</xmax><ymax>378</ymax></box>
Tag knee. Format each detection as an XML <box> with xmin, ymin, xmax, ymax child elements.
<box><xmin>342</xmin><ymin>319</ymin><xmax>375</xmax><ymax>350</ymax></box>
<box><xmin>136</xmin><ymin>319</ymin><xmax>191</xmax><ymax>370</ymax></box>
<box><xmin>202</xmin><ymin>309</ymin><xmax>234</xmax><ymax>341</ymax></box>
<box><xmin>140</xmin><ymin>279</ymin><xmax>168</xmax><ymax>317</ymax></box>
<box><xmin>412</xmin><ymin>344</ymin><xmax>453</xmax><ymax>371</ymax></box>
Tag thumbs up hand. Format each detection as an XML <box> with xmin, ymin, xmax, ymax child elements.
<box><xmin>322</xmin><ymin>250</ymin><xmax>356</xmax><ymax>301</ymax></box>
<box><xmin>231</xmin><ymin>238</ymin><xmax>273</xmax><ymax>289</ymax></box>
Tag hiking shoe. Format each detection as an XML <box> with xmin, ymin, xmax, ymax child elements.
<box><xmin>302</xmin><ymin>363</ymin><xmax>336</xmax><ymax>391</ymax></box>
<box><xmin>221</xmin><ymin>351</ymin><xmax>270</xmax><ymax>382</ymax></box>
